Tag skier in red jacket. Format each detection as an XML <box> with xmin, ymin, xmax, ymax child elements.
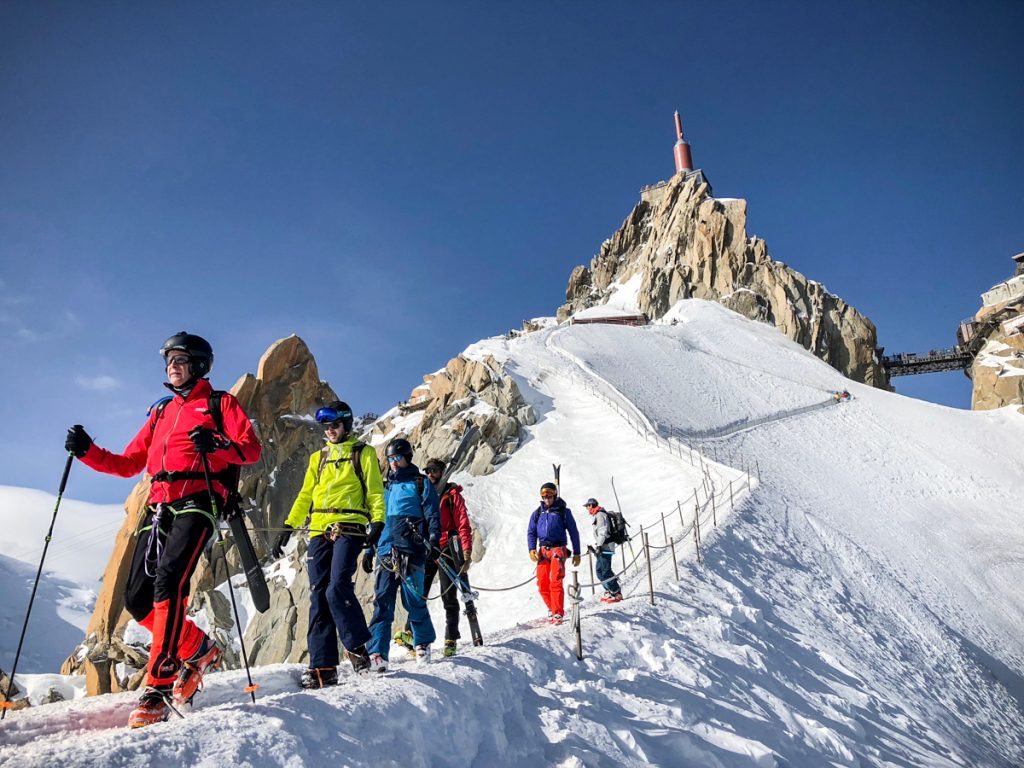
<box><xmin>65</xmin><ymin>332</ymin><xmax>261</xmax><ymax>728</ymax></box>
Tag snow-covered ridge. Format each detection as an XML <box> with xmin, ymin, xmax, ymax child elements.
<box><xmin>2</xmin><ymin>299</ymin><xmax>1023</xmax><ymax>766</ymax></box>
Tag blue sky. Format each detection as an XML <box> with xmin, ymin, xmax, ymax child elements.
<box><xmin>1</xmin><ymin>1</ymin><xmax>1021</xmax><ymax>503</ymax></box>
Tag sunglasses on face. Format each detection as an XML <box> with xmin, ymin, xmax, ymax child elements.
<box><xmin>387</xmin><ymin>456</ymin><xmax>403</xmax><ymax>463</ymax></box>
<box><xmin>322</xmin><ymin>421</ymin><xmax>344</xmax><ymax>430</ymax></box>
<box><xmin>166</xmin><ymin>354</ymin><xmax>191</xmax><ymax>367</ymax></box>
<box><xmin>425</xmin><ymin>468</ymin><xmax>441</xmax><ymax>475</ymax></box>
<box><xmin>540</xmin><ymin>493</ymin><xmax>556</xmax><ymax>499</ymax></box>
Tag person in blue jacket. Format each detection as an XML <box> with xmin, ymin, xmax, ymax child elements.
<box><xmin>364</xmin><ymin>437</ymin><xmax>440</xmax><ymax>670</ymax></box>
<box><xmin>527</xmin><ymin>482</ymin><xmax>581</xmax><ymax>625</ymax></box>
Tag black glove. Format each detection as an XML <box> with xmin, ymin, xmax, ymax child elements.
<box><xmin>587</xmin><ymin>545</ymin><xmax>597</xmax><ymax>556</ymax></box>
<box><xmin>271</xmin><ymin>525</ymin><xmax>293</xmax><ymax>558</ymax></box>
<box><xmin>65</xmin><ymin>425</ymin><xmax>92</xmax><ymax>458</ymax></box>
<box><xmin>188</xmin><ymin>426</ymin><xmax>230</xmax><ymax>454</ymax></box>
<box><xmin>361</xmin><ymin>549</ymin><xmax>374</xmax><ymax>574</ymax></box>
<box><xmin>365</xmin><ymin>521</ymin><xmax>385</xmax><ymax>548</ymax></box>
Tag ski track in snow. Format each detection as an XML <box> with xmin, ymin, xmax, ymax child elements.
<box><xmin>2</xmin><ymin>299</ymin><xmax>1024</xmax><ymax>767</ymax></box>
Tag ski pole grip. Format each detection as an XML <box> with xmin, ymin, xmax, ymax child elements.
<box><xmin>57</xmin><ymin>452</ymin><xmax>74</xmax><ymax>497</ymax></box>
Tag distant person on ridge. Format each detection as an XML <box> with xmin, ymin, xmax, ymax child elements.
<box><xmin>584</xmin><ymin>498</ymin><xmax>622</xmax><ymax>603</ymax></box>
<box><xmin>65</xmin><ymin>332</ymin><xmax>261</xmax><ymax>728</ymax></box>
<box><xmin>271</xmin><ymin>400</ymin><xmax>385</xmax><ymax>688</ymax></box>
<box><xmin>394</xmin><ymin>458</ymin><xmax>474</xmax><ymax>658</ymax></box>
<box><xmin>527</xmin><ymin>482</ymin><xmax>581</xmax><ymax>625</ymax></box>
<box><xmin>364</xmin><ymin>438</ymin><xmax>440</xmax><ymax>671</ymax></box>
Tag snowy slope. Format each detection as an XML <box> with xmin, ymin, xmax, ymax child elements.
<box><xmin>0</xmin><ymin>487</ymin><xmax>125</xmax><ymax>675</ymax></box>
<box><xmin>2</xmin><ymin>300</ymin><xmax>1023</xmax><ymax>767</ymax></box>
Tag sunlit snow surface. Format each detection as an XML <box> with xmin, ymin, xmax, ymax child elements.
<box><xmin>2</xmin><ymin>300</ymin><xmax>1023</xmax><ymax>767</ymax></box>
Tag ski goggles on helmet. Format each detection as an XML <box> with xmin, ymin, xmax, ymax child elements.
<box><xmin>315</xmin><ymin>406</ymin><xmax>352</xmax><ymax>425</ymax></box>
<box><xmin>165</xmin><ymin>354</ymin><xmax>191</xmax><ymax>367</ymax></box>
<box><xmin>540</xmin><ymin>491</ymin><xmax>556</xmax><ymax>499</ymax></box>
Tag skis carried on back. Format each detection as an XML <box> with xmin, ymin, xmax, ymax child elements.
<box><xmin>440</xmin><ymin>424</ymin><xmax>480</xmax><ymax>486</ymax></box>
<box><xmin>225</xmin><ymin>506</ymin><xmax>270</xmax><ymax>613</ymax></box>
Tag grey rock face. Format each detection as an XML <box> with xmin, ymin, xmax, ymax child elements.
<box><xmin>557</xmin><ymin>173</ymin><xmax>888</xmax><ymax>388</ymax></box>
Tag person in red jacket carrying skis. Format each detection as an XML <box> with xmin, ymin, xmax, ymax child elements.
<box><xmin>395</xmin><ymin>458</ymin><xmax>474</xmax><ymax>657</ymax></box>
<box><xmin>65</xmin><ymin>332</ymin><xmax>261</xmax><ymax>728</ymax></box>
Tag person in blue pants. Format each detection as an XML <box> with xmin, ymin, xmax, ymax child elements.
<box><xmin>364</xmin><ymin>437</ymin><xmax>440</xmax><ymax>671</ymax></box>
<box><xmin>584</xmin><ymin>498</ymin><xmax>622</xmax><ymax>603</ymax></box>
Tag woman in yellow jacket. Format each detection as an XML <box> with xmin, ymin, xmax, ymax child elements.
<box><xmin>272</xmin><ymin>401</ymin><xmax>385</xmax><ymax>687</ymax></box>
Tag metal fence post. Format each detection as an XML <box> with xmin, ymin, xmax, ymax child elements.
<box><xmin>643</xmin><ymin>532</ymin><xmax>655</xmax><ymax>605</ymax></box>
<box><xmin>573</xmin><ymin>570</ymin><xmax>583</xmax><ymax>660</ymax></box>
<box><xmin>588</xmin><ymin>550</ymin><xmax>596</xmax><ymax>596</ymax></box>
<box><xmin>693</xmin><ymin>500</ymin><xmax>702</xmax><ymax>563</ymax></box>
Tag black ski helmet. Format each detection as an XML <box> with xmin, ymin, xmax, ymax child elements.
<box><xmin>386</xmin><ymin>437</ymin><xmax>413</xmax><ymax>461</ymax></box>
<box><xmin>160</xmin><ymin>332</ymin><xmax>214</xmax><ymax>379</ymax></box>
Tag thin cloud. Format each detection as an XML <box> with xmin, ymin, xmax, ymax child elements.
<box><xmin>75</xmin><ymin>375</ymin><xmax>121</xmax><ymax>391</ymax></box>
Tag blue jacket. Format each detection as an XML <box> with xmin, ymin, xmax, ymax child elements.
<box><xmin>527</xmin><ymin>498</ymin><xmax>581</xmax><ymax>555</ymax></box>
<box><xmin>379</xmin><ymin>464</ymin><xmax>441</xmax><ymax>565</ymax></box>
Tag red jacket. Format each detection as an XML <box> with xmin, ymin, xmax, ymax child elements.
<box><xmin>80</xmin><ymin>378</ymin><xmax>261</xmax><ymax>505</ymax></box>
<box><xmin>438</xmin><ymin>483</ymin><xmax>473</xmax><ymax>555</ymax></box>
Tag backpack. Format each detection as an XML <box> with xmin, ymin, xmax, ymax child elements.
<box><xmin>148</xmin><ymin>390</ymin><xmax>246</xmax><ymax>518</ymax></box>
<box><xmin>315</xmin><ymin>442</ymin><xmax>369</xmax><ymax>509</ymax></box>
<box><xmin>605</xmin><ymin>509</ymin><xmax>630</xmax><ymax>545</ymax></box>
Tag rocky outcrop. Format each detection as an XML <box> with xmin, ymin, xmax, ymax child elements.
<box><xmin>557</xmin><ymin>172</ymin><xmax>887</xmax><ymax>387</ymax></box>
<box><xmin>370</xmin><ymin>354</ymin><xmax>533</xmax><ymax>477</ymax></box>
<box><xmin>969</xmin><ymin>265</ymin><xmax>1024</xmax><ymax>411</ymax></box>
<box><xmin>63</xmin><ymin>336</ymin><xmax>338</xmax><ymax>695</ymax></box>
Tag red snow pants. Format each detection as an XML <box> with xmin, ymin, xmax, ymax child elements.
<box><xmin>535</xmin><ymin>546</ymin><xmax>567</xmax><ymax>615</ymax></box>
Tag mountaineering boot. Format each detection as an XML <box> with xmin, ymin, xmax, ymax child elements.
<box><xmin>173</xmin><ymin>635</ymin><xmax>221</xmax><ymax>705</ymax></box>
<box><xmin>347</xmin><ymin>645</ymin><xmax>371</xmax><ymax>676</ymax></box>
<box><xmin>599</xmin><ymin>592</ymin><xmax>623</xmax><ymax>604</ymax></box>
<box><xmin>300</xmin><ymin>667</ymin><xmax>339</xmax><ymax>689</ymax></box>
<box><xmin>393</xmin><ymin>629</ymin><xmax>415</xmax><ymax>656</ymax></box>
<box><xmin>369</xmin><ymin>653</ymin><xmax>388</xmax><ymax>674</ymax></box>
<box><xmin>443</xmin><ymin>639</ymin><xmax>457</xmax><ymax>658</ymax></box>
<box><xmin>415</xmin><ymin>644</ymin><xmax>432</xmax><ymax>664</ymax></box>
<box><xmin>549</xmin><ymin>613</ymin><xmax>564</xmax><ymax>625</ymax></box>
<box><xmin>128</xmin><ymin>685</ymin><xmax>173</xmax><ymax>728</ymax></box>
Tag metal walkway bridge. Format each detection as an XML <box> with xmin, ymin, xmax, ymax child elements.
<box><xmin>880</xmin><ymin>347</ymin><xmax>974</xmax><ymax>377</ymax></box>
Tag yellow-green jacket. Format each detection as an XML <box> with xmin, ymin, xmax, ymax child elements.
<box><xmin>285</xmin><ymin>436</ymin><xmax>385</xmax><ymax>538</ymax></box>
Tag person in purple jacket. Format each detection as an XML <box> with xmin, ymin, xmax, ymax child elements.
<box><xmin>527</xmin><ymin>482</ymin><xmax>581</xmax><ymax>625</ymax></box>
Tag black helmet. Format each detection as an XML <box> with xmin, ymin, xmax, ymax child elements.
<box><xmin>315</xmin><ymin>400</ymin><xmax>354</xmax><ymax>432</ymax></box>
<box><xmin>160</xmin><ymin>332</ymin><xmax>214</xmax><ymax>379</ymax></box>
<box><xmin>584</xmin><ymin>498</ymin><xmax>599</xmax><ymax>508</ymax></box>
<box><xmin>386</xmin><ymin>437</ymin><xmax>413</xmax><ymax>461</ymax></box>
